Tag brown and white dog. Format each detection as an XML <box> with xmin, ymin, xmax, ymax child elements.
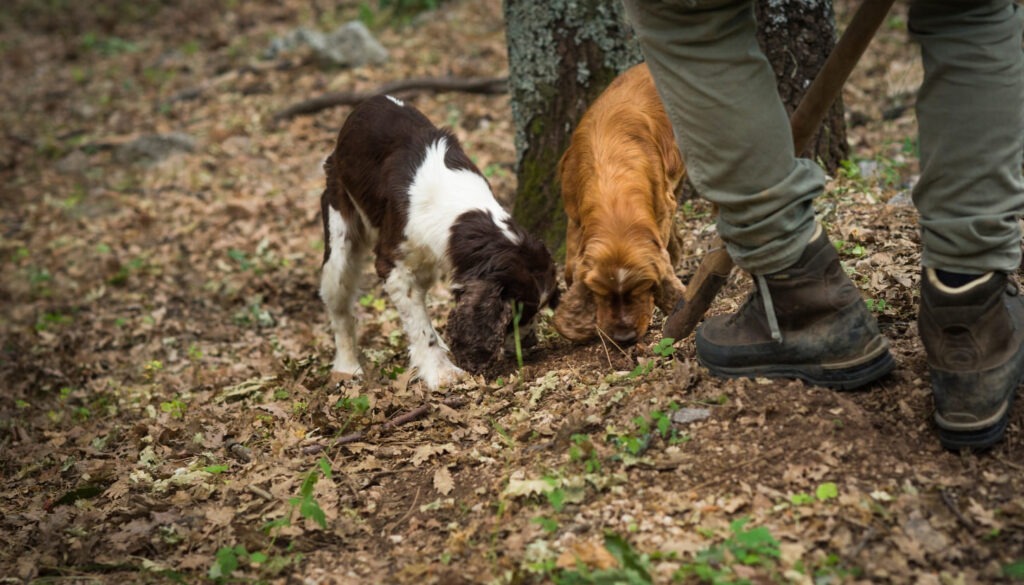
<box><xmin>554</xmin><ymin>63</ymin><xmax>687</xmax><ymax>346</ymax></box>
<box><xmin>319</xmin><ymin>95</ymin><xmax>558</xmax><ymax>389</ymax></box>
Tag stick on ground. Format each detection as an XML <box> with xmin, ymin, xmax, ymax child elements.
<box><xmin>274</xmin><ymin>76</ymin><xmax>507</xmax><ymax>120</ymax></box>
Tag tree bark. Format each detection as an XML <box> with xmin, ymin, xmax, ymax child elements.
<box><xmin>755</xmin><ymin>0</ymin><xmax>849</xmax><ymax>172</ymax></box>
<box><xmin>504</xmin><ymin>0</ymin><xmax>642</xmax><ymax>257</ymax></box>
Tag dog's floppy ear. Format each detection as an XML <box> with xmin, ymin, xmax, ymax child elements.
<box><xmin>553</xmin><ymin>279</ymin><xmax>597</xmax><ymax>342</ymax></box>
<box><xmin>447</xmin><ymin>280</ymin><xmax>512</xmax><ymax>374</ymax></box>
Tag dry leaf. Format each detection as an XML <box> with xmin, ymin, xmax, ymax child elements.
<box><xmin>433</xmin><ymin>466</ymin><xmax>454</xmax><ymax>496</ymax></box>
<box><xmin>556</xmin><ymin>540</ymin><xmax>618</xmax><ymax>570</ymax></box>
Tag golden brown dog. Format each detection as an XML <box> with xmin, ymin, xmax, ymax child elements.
<box><xmin>554</xmin><ymin>62</ymin><xmax>687</xmax><ymax>346</ymax></box>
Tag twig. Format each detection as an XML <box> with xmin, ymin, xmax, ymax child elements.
<box><xmin>939</xmin><ymin>488</ymin><xmax>974</xmax><ymax>530</ymax></box>
<box><xmin>247</xmin><ymin>484</ymin><xmax>275</xmax><ymax>502</ymax></box>
<box><xmin>995</xmin><ymin>454</ymin><xmax>1024</xmax><ymax>472</ymax></box>
<box><xmin>393</xmin><ymin>486</ymin><xmax>421</xmax><ymax>529</ymax></box>
<box><xmin>849</xmin><ymin>526</ymin><xmax>876</xmax><ymax>558</ymax></box>
<box><xmin>332</xmin><ymin>395</ymin><xmax>468</xmax><ymax>447</ymax></box>
<box><xmin>335</xmin><ymin>430</ymin><xmax>366</xmax><ymax>446</ymax></box>
<box><xmin>595</xmin><ymin>326</ymin><xmax>614</xmax><ymax>369</ymax></box>
<box><xmin>274</xmin><ymin>76</ymin><xmax>507</xmax><ymax>120</ymax></box>
<box><xmin>381</xmin><ymin>404</ymin><xmax>431</xmax><ymax>430</ymax></box>
<box><xmin>302</xmin><ymin>443</ymin><xmax>325</xmax><ymax>455</ymax></box>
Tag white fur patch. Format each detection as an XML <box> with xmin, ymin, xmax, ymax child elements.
<box><xmin>405</xmin><ymin>138</ymin><xmax>519</xmax><ymax>269</ymax></box>
<box><xmin>320</xmin><ymin>208</ymin><xmax>363</xmax><ymax>375</ymax></box>
<box><xmin>385</xmin><ymin>95</ymin><xmax>404</xmax><ymax>107</ymax></box>
<box><xmin>615</xmin><ymin>268</ymin><xmax>633</xmax><ymax>294</ymax></box>
<box><xmin>384</xmin><ymin>262</ymin><xmax>465</xmax><ymax>389</ymax></box>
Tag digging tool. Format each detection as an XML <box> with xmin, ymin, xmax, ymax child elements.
<box><xmin>663</xmin><ymin>0</ymin><xmax>897</xmax><ymax>340</ymax></box>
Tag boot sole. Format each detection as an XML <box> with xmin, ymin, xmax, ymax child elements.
<box><xmin>935</xmin><ymin>390</ymin><xmax>1016</xmax><ymax>451</ymax></box>
<box><xmin>937</xmin><ymin>413</ymin><xmax>1009</xmax><ymax>450</ymax></box>
<box><xmin>698</xmin><ymin>348</ymin><xmax>896</xmax><ymax>391</ymax></box>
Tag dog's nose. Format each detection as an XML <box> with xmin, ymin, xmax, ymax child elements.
<box><xmin>611</xmin><ymin>328</ymin><xmax>638</xmax><ymax>346</ymax></box>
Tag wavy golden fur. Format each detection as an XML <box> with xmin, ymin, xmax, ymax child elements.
<box><xmin>554</xmin><ymin>63</ymin><xmax>687</xmax><ymax>344</ymax></box>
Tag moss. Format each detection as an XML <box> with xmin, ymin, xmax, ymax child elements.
<box><xmin>504</xmin><ymin>0</ymin><xmax>641</xmax><ymax>167</ymax></box>
<box><xmin>505</xmin><ymin>0</ymin><xmax>643</xmax><ymax>253</ymax></box>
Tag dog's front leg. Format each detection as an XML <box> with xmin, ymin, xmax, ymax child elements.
<box><xmin>384</xmin><ymin>263</ymin><xmax>466</xmax><ymax>389</ymax></box>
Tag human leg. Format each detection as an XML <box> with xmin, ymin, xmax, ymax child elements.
<box><xmin>623</xmin><ymin>0</ymin><xmax>893</xmax><ymax>388</ymax></box>
<box><xmin>621</xmin><ymin>0</ymin><xmax>819</xmax><ymax>273</ymax></box>
<box><xmin>909</xmin><ymin>0</ymin><xmax>1024</xmax><ymax>448</ymax></box>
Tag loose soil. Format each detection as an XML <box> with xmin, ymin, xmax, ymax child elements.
<box><xmin>2</xmin><ymin>1</ymin><xmax>1022</xmax><ymax>583</ymax></box>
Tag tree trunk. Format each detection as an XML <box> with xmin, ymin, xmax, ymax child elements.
<box><xmin>504</xmin><ymin>0</ymin><xmax>642</xmax><ymax>258</ymax></box>
<box><xmin>755</xmin><ymin>0</ymin><xmax>849</xmax><ymax>172</ymax></box>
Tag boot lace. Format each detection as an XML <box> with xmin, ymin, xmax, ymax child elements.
<box><xmin>729</xmin><ymin>275</ymin><xmax>783</xmax><ymax>343</ymax></box>
<box><xmin>755</xmin><ymin>274</ymin><xmax>783</xmax><ymax>343</ymax></box>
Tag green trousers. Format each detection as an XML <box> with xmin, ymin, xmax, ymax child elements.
<box><xmin>622</xmin><ymin>0</ymin><xmax>1024</xmax><ymax>275</ymax></box>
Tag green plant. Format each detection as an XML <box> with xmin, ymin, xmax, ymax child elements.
<box><xmin>358</xmin><ymin>0</ymin><xmax>445</xmax><ymax>27</ymax></box>
<box><xmin>627</xmin><ymin>337</ymin><xmax>676</xmax><ymax>379</ymax></box>
<box><xmin>865</xmin><ymin>298</ymin><xmax>888</xmax><ymax>313</ymax></box>
<box><xmin>160</xmin><ymin>398</ymin><xmax>187</xmax><ymax>420</ymax></box>
<box><xmin>35</xmin><ymin>311</ymin><xmax>72</xmax><ymax>331</ymax></box>
<box><xmin>359</xmin><ymin>293</ymin><xmax>387</xmax><ymax>312</ymax></box>
<box><xmin>383</xmin><ymin>364</ymin><xmax>406</xmax><ymax>380</ymax></box>
<box><xmin>143</xmin><ymin>359</ymin><xmax>164</xmax><ymax>381</ymax></box>
<box><xmin>607</xmin><ymin>402</ymin><xmax>683</xmax><ymax>457</ymax></box>
<box><xmin>789</xmin><ymin>482</ymin><xmax>839</xmax><ymax>506</ymax></box>
<box><xmin>512</xmin><ymin>300</ymin><xmax>525</xmax><ymax>370</ymax></box>
<box><xmin>552</xmin><ymin>532</ymin><xmax>653</xmax><ymax>585</ymax></box>
<box><xmin>80</xmin><ymin>32</ymin><xmax>138</xmax><ymax>55</ymax></box>
<box><xmin>674</xmin><ymin>517</ymin><xmax>780</xmax><ymax>583</ymax></box>
<box><xmin>532</xmin><ymin>516</ymin><xmax>559</xmax><ymax>534</ymax></box>
<box><xmin>264</xmin><ymin>457</ymin><xmax>333</xmax><ymax>536</ymax></box>
<box><xmin>233</xmin><ymin>295</ymin><xmax>275</xmax><ymax>328</ymax></box>
<box><xmin>568</xmin><ymin>434</ymin><xmax>601</xmax><ymax>474</ymax></box>
<box><xmin>837</xmin><ymin>150</ymin><xmax>907</xmax><ymax>189</ymax></box>
<box><xmin>180</xmin><ymin>39</ymin><xmax>200</xmax><ymax>56</ymax></box>
<box><xmin>335</xmin><ymin>394</ymin><xmax>371</xmax><ymax>434</ymax></box>
<box><xmin>227</xmin><ymin>248</ymin><xmax>253</xmax><ymax>271</ymax></box>
<box><xmin>108</xmin><ymin>256</ymin><xmax>148</xmax><ymax>286</ymax></box>
<box><xmin>652</xmin><ymin>337</ymin><xmax>676</xmax><ymax>357</ymax></box>
<box><xmin>483</xmin><ymin>163</ymin><xmax>508</xmax><ymax>179</ymax></box>
<box><xmin>25</xmin><ymin>265</ymin><xmax>53</xmax><ymax>298</ymax></box>
<box><xmin>207</xmin><ymin>542</ymin><xmax>303</xmax><ymax>582</ymax></box>
<box><xmin>1004</xmin><ymin>559</ymin><xmax>1024</xmax><ymax>580</ymax></box>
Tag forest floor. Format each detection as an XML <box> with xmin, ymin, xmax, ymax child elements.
<box><xmin>2</xmin><ymin>0</ymin><xmax>1023</xmax><ymax>583</ymax></box>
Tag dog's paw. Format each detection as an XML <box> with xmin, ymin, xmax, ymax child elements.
<box><xmin>417</xmin><ymin>358</ymin><xmax>467</xmax><ymax>390</ymax></box>
<box><xmin>331</xmin><ymin>356</ymin><xmax>363</xmax><ymax>378</ymax></box>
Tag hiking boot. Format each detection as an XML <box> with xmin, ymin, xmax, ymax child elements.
<box><xmin>919</xmin><ymin>268</ymin><xmax>1024</xmax><ymax>450</ymax></box>
<box><xmin>696</xmin><ymin>226</ymin><xmax>894</xmax><ymax>390</ymax></box>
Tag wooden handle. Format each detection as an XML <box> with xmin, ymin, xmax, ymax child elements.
<box><xmin>665</xmin><ymin>0</ymin><xmax>895</xmax><ymax>340</ymax></box>
<box><xmin>791</xmin><ymin>0</ymin><xmax>897</xmax><ymax>153</ymax></box>
<box><xmin>663</xmin><ymin>244</ymin><xmax>733</xmax><ymax>339</ymax></box>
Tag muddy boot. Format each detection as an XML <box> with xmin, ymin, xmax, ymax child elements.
<box><xmin>696</xmin><ymin>226</ymin><xmax>894</xmax><ymax>390</ymax></box>
<box><xmin>919</xmin><ymin>268</ymin><xmax>1024</xmax><ymax>450</ymax></box>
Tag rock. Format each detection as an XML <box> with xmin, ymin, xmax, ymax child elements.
<box><xmin>114</xmin><ymin>132</ymin><xmax>195</xmax><ymax>165</ymax></box>
<box><xmin>886</xmin><ymin>190</ymin><xmax>913</xmax><ymax>207</ymax></box>
<box><xmin>55</xmin><ymin>150</ymin><xmax>90</xmax><ymax>175</ymax></box>
<box><xmin>672</xmin><ymin>407</ymin><xmax>711</xmax><ymax>425</ymax></box>
<box><xmin>264</xmin><ymin>21</ymin><xmax>388</xmax><ymax>68</ymax></box>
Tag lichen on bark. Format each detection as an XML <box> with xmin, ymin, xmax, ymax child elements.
<box><xmin>504</xmin><ymin>0</ymin><xmax>641</xmax><ymax>254</ymax></box>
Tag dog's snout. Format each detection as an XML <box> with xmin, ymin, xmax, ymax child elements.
<box><xmin>611</xmin><ymin>327</ymin><xmax>638</xmax><ymax>346</ymax></box>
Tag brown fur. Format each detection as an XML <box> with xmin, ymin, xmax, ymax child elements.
<box><xmin>554</xmin><ymin>63</ymin><xmax>687</xmax><ymax>345</ymax></box>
